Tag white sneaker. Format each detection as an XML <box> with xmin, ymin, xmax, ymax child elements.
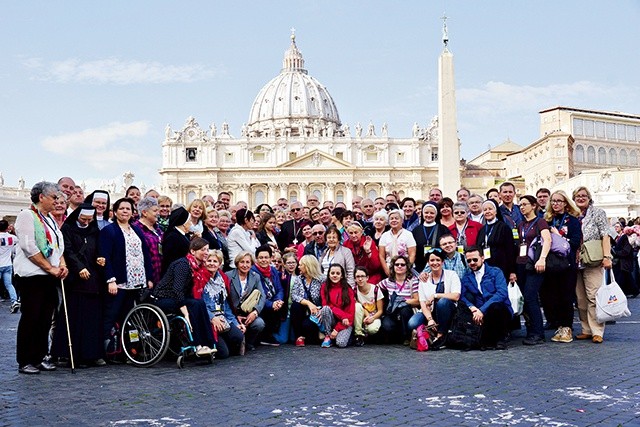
<box><xmin>196</xmin><ymin>346</ymin><xmax>215</xmax><ymax>356</ymax></box>
<box><xmin>551</xmin><ymin>327</ymin><xmax>573</xmax><ymax>343</ymax></box>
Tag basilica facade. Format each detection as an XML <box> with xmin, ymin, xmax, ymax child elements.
<box><xmin>159</xmin><ymin>33</ymin><xmax>443</xmax><ymax>206</ymax></box>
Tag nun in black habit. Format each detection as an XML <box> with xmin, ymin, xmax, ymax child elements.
<box><xmin>52</xmin><ymin>204</ymin><xmax>106</xmax><ymax>367</ymax></box>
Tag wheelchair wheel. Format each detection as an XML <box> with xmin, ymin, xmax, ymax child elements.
<box><xmin>121</xmin><ymin>303</ymin><xmax>170</xmax><ymax>367</ymax></box>
<box><xmin>176</xmin><ymin>355</ymin><xmax>185</xmax><ymax>369</ymax></box>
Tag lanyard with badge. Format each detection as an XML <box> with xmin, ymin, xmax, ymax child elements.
<box><xmin>422</xmin><ymin>225</ymin><xmax>435</xmax><ymax>255</ymax></box>
<box><xmin>520</xmin><ymin>219</ymin><xmax>537</xmax><ymax>257</ymax></box>
<box><xmin>430</xmin><ymin>271</ymin><xmax>445</xmax><ymax>297</ymax></box>
<box><xmin>483</xmin><ymin>223</ymin><xmax>495</xmax><ymax>259</ymax></box>
<box><xmin>453</xmin><ymin>222</ymin><xmax>468</xmax><ymax>253</ymax></box>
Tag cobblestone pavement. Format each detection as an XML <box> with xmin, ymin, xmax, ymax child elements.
<box><xmin>1</xmin><ymin>297</ymin><xmax>639</xmax><ymax>427</ymax></box>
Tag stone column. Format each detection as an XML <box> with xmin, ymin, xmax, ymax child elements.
<box><xmin>345</xmin><ymin>182</ymin><xmax>356</xmax><ymax>204</ymax></box>
<box><xmin>278</xmin><ymin>183</ymin><xmax>288</xmax><ymax>201</ymax></box>
<box><xmin>267</xmin><ymin>183</ymin><xmax>278</xmax><ymax>205</ymax></box>
<box><xmin>299</xmin><ymin>183</ymin><xmax>308</xmax><ymax>204</ymax></box>
<box><xmin>438</xmin><ymin>47</ymin><xmax>461</xmax><ymax>196</ymax></box>
<box><xmin>325</xmin><ymin>183</ymin><xmax>335</xmax><ymax>202</ymax></box>
<box><xmin>238</xmin><ymin>183</ymin><xmax>250</xmax><ymax>204</ymax></box>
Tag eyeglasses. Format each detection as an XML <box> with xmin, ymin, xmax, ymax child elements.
<box><xmin>285</xmin><ymin>261</ymin><xmax>297</xmax><ymax>265</ymax></box>
<box><xmin>308</xmin><ymin>199</ymin><xmax>318</xmax><ymax>203</ymax></box>
<box><xmin>355</xmin><ymin>275</ymin><xmax>368</xmax><ymax>279</ymax></box>
<box><xmin>453</xmin><ymin>211</ymin><xmax>466</xmax><ymax>215</ymax></box>
<box><xmin>574</xmin><ymin>194</ymin><xmax>588</xmax><ymax>200</ymax></box>
<box><xmin>466</xmin><ymin>258</ymin><xmax>480</xmax><ymax>263</ymax></box>
<box><xmin>394</xmin><ymin>262</ymin><xmax>407</xmax><ymax>267</ymax></box>
<box><xmin>312</xmin><ymin>231</ymin><xmax>324</xmax><ymax>236</ymax></box>
<box><xmin>441</xmin><ymin>240</ymin><xmax>456</xmax><ymax>246</ymax></box>
<box><xmin>159</xmin><ymin>204</ymin><xmax>171</xmax><ymax>208</ymax></box>
<box><xmin>551</xmin><ymin>199</ymin><xmax>566</xmax><ymax>204</ymax></box>
<box><xmin>363</xmin><ymin>204</ymin><xmax>373</xmax><ymax>208</ymax></box>
<box><xmin>291</xmin><ymin>208</ymin><xmax>302</xmax><ymax>212</ymax></box>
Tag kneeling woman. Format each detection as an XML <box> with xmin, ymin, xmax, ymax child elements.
<box><xmin>197</xmin><ymin>250</ymin><xmax>244</xmax><ymax>359</ymax></box>
<box><xmin>408</xmin><ymin>249</ymin><xmax>460</xmax><ymax>349</ymax></box>
<box><xmin>251</xmin><ymin>245</ymin><xmax>285</xmax><ymax>346</ymax></box>
<box><xmin>290</xmin><ymin>255</ymin><xmax>325</xmax><ymax>346</ymax></box>
<box><xmin>318</xmin><ymin>264</ymin><xmax>356</xmax><ymax>348</ymax></box>
<box><xmin>153</xmin><ymin>238</ymin><xmax>216</xmax><ymax>357</ymax></box>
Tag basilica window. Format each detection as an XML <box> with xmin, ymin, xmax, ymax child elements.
<box><xmin>630</xmin><ymin>150</ymin><xmax>638</xmax><ymax>166</ymax></box>
<box><xmin>225</xmin><ymin>152</ymin><xmax>234</xmax><ymax>163</ymax></box>
<box><xmin>587</xmin><ymin>146</ymin><xmax>596</xmax><ymax>163</ymax></box>
<box><xmin>252</xmin><ymin>152</ymin><xmax>266</xmax><ymax>162</ymax></box>
<box><xmin>186</xmin><ymin>148</ymin><xmax>197</xmax><ymax>162</ymax></box>
<box><xmin>289</xmin><ymin>191</ymin><xmax>298</xmax><ymax>202</ymax></box>
<box><xmin>620</xmin><ymin>149</ymin><xmax>628</xmax><ymax>165</ymax></box>
<box><xmin>617</xmin><ymin>124</ymin><xmax>626</xmax><ymax>141</ymax></box>
<box><xmin>335</xmin><ymin>152</ymin><xmax>344</xmax><ymax>160</ymax></box>
<box><xmin>597</xmin><ymin>147</ymin><xmax>606</xmax><ymax>165</ymax></box>
<box><xmin>584</xmin><ymin>121</ymin><xmax>594</xmax><ymax>138</ymax></box>
<box><xmin>187</xmin><ymin>191</ymin><xmax>196</xmax><ymax>204</ymax></box>
<box><xmin>573</xmin><ymin>118</ymin><xmax>583</xmax><ymax>136</ymax></box>
<box><xmin>336</xmin><ymin>191</ymin><xmax>344</xmax><ymax>203</ymax></box>
<box><xmin>254</xmin><ymin>190</ymin><xmax>265</xmax><ymax>206</ymax></box>
<box><xmin>431</xmin><ymin>150</ymin><xmax>438</xmax><ymax>162</ymax></box>
<box><xmin>609</xmin><ymin>148</ymin><xmax>617</xmax><ymax>165</ymax></box>
<box><xmin>595</xmin><ymin>121</ymin><xmax>605</xmax><ymax>139</ymax></box>
<box><xmin>289</xmin><ymin>152</ymin><xmax>297</xmax><ymax>161</ymax></box>
<box><xmin>367</xmin><ymin>189</ymin><xmax>377</xmax><ymax>200</ymax></box>
<box><xmin>397</xmin><ymin>152</ymin><xmax>405</xmax><ymax>162</ymax></box>
<box><xmin>366</xmin><ymin>151</ymin><xmax>378</xmax><ymax>162</ymax></box>
<box><xmin>627</xmin><ymin>125</ymin><xmax>637</xmax><ymax>142</ymax></box>
<box><xmin>606</xmin><ymin>122</ymin><xmax>616</xmax><ymax>140</ymax></box>
<box><xmin>574</xmin><ymin>145</ymin><xmax>584</xmax><ymax>163</ymax></box>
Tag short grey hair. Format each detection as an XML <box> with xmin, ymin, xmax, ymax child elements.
<box><xmin>452</xmin><ymin>202</ymin><xmax>469</xmax><ymax>213</ymax></box>
<box><xmin>372</xmin><ymin>210</ymin><xmax>388</xmax><ymax>222</ymax></box>
<box><xmin>30</xmin><ymin>181</ymin><xmax>59</xmax><ymax>204</ymax></box>
<box><xmin>138</xmin><ymin>196</ymin><xmax>158</xmax><ymax>213</ymax></box>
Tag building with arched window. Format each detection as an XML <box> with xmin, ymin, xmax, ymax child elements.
<box><xmin>159</xmin><ymin>32</ymin><xmax>456</xmax><ymax>206</ymax></box>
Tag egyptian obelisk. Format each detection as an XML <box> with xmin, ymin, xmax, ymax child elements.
<box><xmin>437</xmin><ymin>15</ymin><xmax>461</xmax><ymax>195</ymax></box>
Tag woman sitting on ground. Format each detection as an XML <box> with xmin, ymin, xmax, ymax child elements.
<box><xmin>251</xmin><ymin>245</ymin><xmax>285</xmax><ymax>346</ymax></box>
<box><xmin>408</xmin><ymin>248</ymin><xmax>460</xmax><ymax>350</ymax></box>
<box><xmin>353</xmin><ymin>266</ymin><xmax>384</xmax><ymax>347</ymax></box>
<box><xmin>290</xmin><ymin>255</ymin><xmax>325</xmax><ymax>347</ymax></box>
<box><xmin>196</xmin><ymin>249</ymin><xmax>244</xmax><ymax>359</ymax></box>
<box><xmin>318</xmin><ymin>264</ymin><xmax>356</xmax><ymax>348</ymax></box>
<box><xmin>378</xmin><ymin>254</ymin><xmax>420</xmax><ymax>345</ymax></box>
<box><xmin>152</xmin><ymin>238</ymin><xmax>216</xmax><ymax>357</ymax></box>
<box><xmin>226</xmin><ymin>251</ymin><xmax>266</xmax><ymax>352</ymax></box>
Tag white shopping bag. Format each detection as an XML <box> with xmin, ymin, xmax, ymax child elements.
<box><xmin>508</xmin><ymin>281</ymin><xmax>524</xmax><ymax>316</ymax></box>
<box><xmin>596</xmin><ymin>269</ymin><xmax>631</xmax><ymax>323</ymax></box>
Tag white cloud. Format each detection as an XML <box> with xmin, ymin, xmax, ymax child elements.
<box><xmin>41</xmin><ymin>121</ymin><xmax>158</xmax><ymax>172</ymax></box>
<box><xmin>458</xmin><ymin>80</ymin><xmax>633</xmax><ymax>114</ymax></box>
<box><xmin>24</xmin><ymin>57</ymin><xmax>218</xmax><ymax>84</ymax></box>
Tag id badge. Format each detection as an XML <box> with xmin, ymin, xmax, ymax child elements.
<box><xmin>457</xmin><ymin>245</ymin><xmax>464</xmax><ymax>254</ymax></box>
<box><xmin>423</xmin><ymin>245</ymin><xmax>432</xmax><ymax>255</ymax></box>
<box><xmin>519</xmin><ymin>244</ymin><xmax>527</xmax><ymax>257</ymax></box>
<box><xmin>512</xmin><ymin>228</ymin><xmax>519</xmax><ymax>239</ymax></box>
<box><xmin>215</xmin><ymin>304</ymin><xmax>221</xmax><ymax>312</ymax></box>
<box><xmin>483</xmin><ymin>247</ymin><xmax>491</xmax><ymax>259</ymax></box>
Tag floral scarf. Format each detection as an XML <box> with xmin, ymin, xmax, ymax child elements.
<box><xmin>30</xmin><ymin>204</ymin><xmax>56</xmax><ymax>258</ymax></box>
<box><xmin>187</xmin><ymin>253</ymin><xmax>211</xmax><ymax>298</ymax></box>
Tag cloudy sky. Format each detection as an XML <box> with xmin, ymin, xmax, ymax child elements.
<box><xmin>1</xmin><ymin>1</ymin><xmax>638</xmax><ymax>192</ymax></box>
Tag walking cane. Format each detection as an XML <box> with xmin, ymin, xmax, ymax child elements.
<box><xmin>60</xmin><ymin>278</ymin><xmax>76</xmax><ymax>374</ymax></box>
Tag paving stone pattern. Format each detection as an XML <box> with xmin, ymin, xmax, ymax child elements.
<box><xmin>1</xmin><ymin>298</ymin><xmax>639</xmax><ymax>426</ymax></box>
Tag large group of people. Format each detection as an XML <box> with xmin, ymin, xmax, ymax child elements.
<box><xmin>5</xmin><ymin>175</ymin><xmax>639</xmax><ymax>376</ymax></box>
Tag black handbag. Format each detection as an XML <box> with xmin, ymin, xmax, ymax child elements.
<box><xmin>447</xmin><ymin>304</ymin><xmax>482</xmax><ymax>350</ymax></box>
<box><xmin>526</xmin><ymin>239</ymin><xmax>570</xmax><ymax>273</ymax></box>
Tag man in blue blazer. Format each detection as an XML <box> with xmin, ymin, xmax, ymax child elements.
<box><xmin>460</xmin><ymin>246</ymin><xmax>513</xmax><ymax>350</ymax></box>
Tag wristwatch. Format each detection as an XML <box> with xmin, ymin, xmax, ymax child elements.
<box><xmin>604</xmin><ymin>255</ymin><xmax>613</xmax><ymax>260</ymax></box>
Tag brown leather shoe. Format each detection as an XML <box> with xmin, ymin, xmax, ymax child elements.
<box><xmin>575</xmin><ymin>333</ymin><xmax>592</xmax><ymax>340</ymax></box>
<box><xmin>592</xmin><ymin>335</ymin><xmax>603</xmax><ymax>343</ymax></box>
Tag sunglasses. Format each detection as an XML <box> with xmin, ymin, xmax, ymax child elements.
<box><xmin>394</xmin><ymin>263</ymin><xmax>407</xmax><ymax>267</ymax></box>
<box><xmin>291</xmin><ymin>207</ymin><xmax>302</xmax><ymax>212</ymax></box>
<box><xmin>453</xmin><ymin>211</ymin><xmax>466</xmax><ymax>215</ymax></box>
<box><xmin>466</xmin><ymin>258</ymin><xmax>480</xmax><ymax>263</ymax></box>
<box><xmin>313</xmin><ymin>231</ymin><xmax>324</xmax><ymax>236</ymax></box>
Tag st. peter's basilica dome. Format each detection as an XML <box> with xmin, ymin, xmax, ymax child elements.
<box><xmin>247</xmin><ymin>32</ymin><xmax>341</xmax><ymax>138</ymax></box>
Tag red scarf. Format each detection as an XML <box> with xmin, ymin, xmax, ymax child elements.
<box><xmin>256</xmin><ymin>264</ymin><xmax>272</xmax><ymax>279</ymax></box>
<box><xmin>187</xmin><ymin>253</ymin><xmax>211</xmax><ymax>299</ymax></box>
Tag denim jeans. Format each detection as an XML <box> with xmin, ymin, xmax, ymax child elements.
<box><xmin>517</xmin><ymin>265</ymin><xmax>544</xmax><ymax>338</ymax></box>
<box><xmin>0</xmin><ymin>265</ymin><xmax>18</xmax><ymax>303</ymax></box>
<box><xmin>407</xmin><ymin>298</ymin><xmax>456</xmax><ymax>334</ymax></box>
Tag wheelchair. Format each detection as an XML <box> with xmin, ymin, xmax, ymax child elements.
<box><xmin>120</xmin><ymin>302</ymin><xmax>215</xmax><ymax>368</ymax></box>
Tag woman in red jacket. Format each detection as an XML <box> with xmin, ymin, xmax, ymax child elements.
<box><xmin>318</xmin><ymin>264</ymin><xmax>355</xmax><ymax>348</ymax></box>
<box><xmin>343</xmin><ymin>222</ymin><xmax>383</xmax><ymax>284</ymax></box>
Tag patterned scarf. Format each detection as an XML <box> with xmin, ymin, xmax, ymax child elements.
<box><xmin>30</xmin><ymin>204</ymin><xmax>55</xmax><ymax>257</ymax></box>
<box><xmin>186</xmin><ymin>253</ymin><xmax>211</xmax><ymax>298</ymax></box>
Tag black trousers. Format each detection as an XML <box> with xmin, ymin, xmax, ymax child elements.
<box><xmin>289</xmin><ymin>302</ymin><xmax>320</xmax><ymax>344</ymax></box>
<box><xmin>16</xmin><ymin>274</ymin><xmax>59</xmax><ymax>367</ymax></box>
<box><xmin>216</xmin><ymin>323</ymin><xmax>244</xmax><ymax>359</ymax></box>
<box><xmin>480</xmin><ymin>303</ymin><xmax>512</xmax><ymax>346</ymax></box>
<box><xmin>381</xmin><ymin>305</ymin><xmax>414</xmax><ymax>342</ymax></box>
